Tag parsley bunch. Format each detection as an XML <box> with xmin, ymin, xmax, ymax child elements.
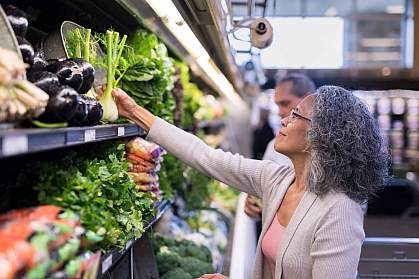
<box><xmin>31</xmin><ymin>144</ymin><xmax>154</xmax><ymax>251</ymax></box>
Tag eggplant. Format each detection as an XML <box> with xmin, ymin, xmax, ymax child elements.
<box><xmin>39</xmin><ymin>86</ymin><xmax>80</xmax><ymax>122</ymax></box>
<box><xmin>29</xmin><ymin>71</ymin><xmax>60</xmax><ymax>95</ymax></box>
<box><xmin>80</xmin><ymin>95</ymin><xmax>103</xmax><ymax>125</ymax></box>
<box><xmin>32</xmin><ymin>50</ymin><xmax>48</xmax><ymax>72</ymax></box>
<box><xmin>46</xmin><ymin>59</ymin><xmax>83</xmax><ymax>92</ymax></box>
<box><xmin>17</xmin><ymin>36</ymin><xmax>34</xmax><ymax>65</ymax></box>
<box><xmin>69</xmin><ymin>58</ymin><xmax>95</xmax><ymax>94</ymax></box>
<box><xmin>4</xmin><ymin>5</ymin><xmax>28</xmax><ymax>37</ymax></box>
<box><xmin>68</xmin><ymin>97</ymin><xmax>89</xmax><ymax>126</ymax></box>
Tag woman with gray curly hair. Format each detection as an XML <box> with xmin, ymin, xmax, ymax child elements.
<box><xmin>104</xmin><ymin>85</ymin><xmax>388</xmax><ymax>279</ymax></box>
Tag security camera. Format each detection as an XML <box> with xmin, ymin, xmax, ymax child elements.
<box><xmin>250</xmin><ymin>18</ymin><xmax>273</xmax><ymax>49</ymax></box>
<box><xmin>230</xmin><ymin>17</ymin><xmax>273</xmax><ymax>49</ymax></box>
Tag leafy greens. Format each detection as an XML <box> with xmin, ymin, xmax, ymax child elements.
<box><xmin>121</xmin><ymin>30</ymin><xmax>175</xmax><ymax>122</ymax></box>
<box><xmin>25</xmin><ymin>143</ymin><xmax>154</xmax><ymax>251</ymax></box>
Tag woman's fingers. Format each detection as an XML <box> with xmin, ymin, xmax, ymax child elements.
<box><xmin>96</xmin><ymin>85</ymin><xmax>105</xmax><ymax>100</ymax></box>
<box><xmin>244</xmin><ymin>196</ymin><xmax>262</xmax><ymax>218</ymax></box>
<box><xmin>111</xmin><ymin>87</ymin><xmax>127</xmax><ymax>99</ymax></box>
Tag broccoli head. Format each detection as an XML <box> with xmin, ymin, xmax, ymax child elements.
<box><xmin>178</xmin><ymin>257</ymin><xmax>214</xmax><ymax>278</ymax></box>
<box><xmin>156</xmin><ymin>246</ymin><xmax>181</xmax><ymax>274</ymax></box>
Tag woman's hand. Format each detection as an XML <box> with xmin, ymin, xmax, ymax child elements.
<box><xmin>98</xmin><ymin>86</ymin><xmax>136</xmax><ymax>120</ymax></box>
<box><xmin>110</xmin><ymin>87</ymin><xmax>138</xmax><ymax>120</ymax></box>
<box><xmin>198</xmin><ymin>274</ymin><xmax>229</xmax><ymax>279</ymax></box>
<box><xmin>98</xmin><ymin>86</ymin><xmax>155</xmax><ymax>131</ymax></box>
<box><xmin>244</xmin><ymin>195</ymin><xmax>262</xmax><ymax>219</ymax></box>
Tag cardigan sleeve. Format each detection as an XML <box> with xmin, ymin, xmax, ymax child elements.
<box><xmin>146</xmin><ymin>117</ymin><xmax>291</xmax><ymax>198</ymax></box>
<box><xmin>311</xmin><ymin>197</ymin><xmax>365</xmax><ymax>279</ymax></box>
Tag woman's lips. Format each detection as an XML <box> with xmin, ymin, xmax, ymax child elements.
<box><xmin>279</xmin><ymin>130</ymin><xmax>286</xmax><ymax>136</ymax></box>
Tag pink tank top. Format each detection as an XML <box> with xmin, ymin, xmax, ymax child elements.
<box><xmin>261</xmin><ymin>213</ymin><xmax>285</xmax><ymax>279</ymax></box>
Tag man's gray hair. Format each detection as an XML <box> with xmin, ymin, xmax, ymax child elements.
<box><xmin>306</xmin><ymin>86</ymin><xmax>389</xmax><ymax>203</ymax></box>
<box><xmin>276</xmin><ymin>73</ymin><xmax>316</xmax><ymax>98</ymax></box>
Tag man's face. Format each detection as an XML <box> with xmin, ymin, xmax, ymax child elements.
<box><xmin>274</xmin><ymin>81</ymin><xmax>305</xmax><ymax>118</ymax></box>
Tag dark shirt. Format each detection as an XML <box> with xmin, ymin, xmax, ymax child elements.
<box><xmin>252</xmin><ymin>122</ymin><xmax>275</xmax><ymax>160</ymax></box>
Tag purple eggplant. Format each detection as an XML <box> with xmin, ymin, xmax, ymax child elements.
<box><xmin>39</xmin><ymin>86</ymin><xmax>80</xmax><ymax>122</ymax></box>
<box><xmin>80</xmin><ymin>95</ymin><xmax>103</xmax><ymax>125</ymax></box>
<box><xmin>69</xmin><ymin>58</ymin><xmax>95</xmax><ymax>94</ymax></box>
<box><xmin>69</xmin><ymin>97</ymin><xmax>89</xmax><ymax>126</ymax></box>
<box><xmin>46</xmin><ymin>59</ymin><xmax>83</xmax><ymax>92</ymax></box>
<box><xmin>17</xmin><ymin>36</ymin><xmax>34</xmax><ymax>65</ymax></box>
<box><xmin>32</xmin><ymin>50</ymin><xmax>48</xmax><ymax>72</ymax></box>
<box><xmin>4</xmin><ymin>5</ymin><xmax>28</xmax><ymax>37</ymax></box>
<box><xmin>29</xmin><ymin>71</ymin><xmax>60</xmax><ymax>96</ymax></box>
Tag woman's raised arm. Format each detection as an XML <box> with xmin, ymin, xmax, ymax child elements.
<box><xmin>110</xmin><ymin>88</ymin><xmax>292</xmax><ymax>198</ymax></box>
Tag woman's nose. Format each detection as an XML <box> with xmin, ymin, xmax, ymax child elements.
<box><xmin>281</xmin><ymin>116</ymin><xmax>290</xmax><ymax>127</ymax></box>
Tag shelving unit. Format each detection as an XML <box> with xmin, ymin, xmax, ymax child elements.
<box><xmin>98</xmin><ymin>200</ymin><xmax>172</xmax><ymax>278</ymax></box>
<box><xmin>0</xmin><ymin>0</ymin><xmax>237</xmax><ymax>278</ymax></box>
<box><xmin>0</xmin><ymin>124</ymin><xmax>145</xmax><ymax>158</ymax></box>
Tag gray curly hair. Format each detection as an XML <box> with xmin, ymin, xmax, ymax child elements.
<box><xmin>306</xmin><ymin>86</ymin><xmax>389</xmax><ymax>203</ymax></box>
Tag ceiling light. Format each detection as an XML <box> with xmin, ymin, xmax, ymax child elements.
<box><xmin>386</xmin><ymin>5</ymin><xmax>405</xmax><ymax>14</ymax></box>
<box><xmin>145</xmin><ymin>0</ymin><xmax>242</xmax><ymax>102</ymax></box>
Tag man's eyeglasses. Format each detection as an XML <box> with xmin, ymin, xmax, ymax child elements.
<box><xmin>289</xmin><ymin>109</ymin><xmax>311</xmax><ymax>122</ymax></box>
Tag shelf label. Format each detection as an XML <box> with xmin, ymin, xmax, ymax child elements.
<box><xmin>117</xmin><ymin>127</ymin><xmax>125</xmax><ymax>137</ymax></box>
<box><xmin>84</xmin><ymin>130</ymin><xmax>95</xmax><ymax>142</ymax></box>
<box><xmin>2</xmin><ymin>135</ymin><xmax>28</xmax><ymax>156</ymax></box>
<box><xmin>102</xmin><ymin>254</ymin><xmax>113</xmax><ymax>274</ymax></box>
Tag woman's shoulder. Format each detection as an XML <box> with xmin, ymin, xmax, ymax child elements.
<box><xmin>316</xmin><ymin>191</ymin><xmax>364</xmax><ymax>218</ymax></box>
<box><xmin>259</xmin><ymin>160</ymin><xmax>294</xmax><ymax>185</ymax></box>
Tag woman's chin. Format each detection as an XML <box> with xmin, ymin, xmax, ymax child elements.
<box><xmin>274</xmin><ymin>142</ymin><xmax>287</xmax><ymax>154</ymax></box>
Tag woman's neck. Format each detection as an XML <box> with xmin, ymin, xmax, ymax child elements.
<box><xmin>290</xmin><ymin>154</ymin><xmax>309</xmax><ymax>192</ymax></box>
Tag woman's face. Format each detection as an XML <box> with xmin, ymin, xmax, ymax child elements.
<box><xmin>274</xmin><ymin>95</ymin><xmax>315</xmax><ymax>157</ymax></box>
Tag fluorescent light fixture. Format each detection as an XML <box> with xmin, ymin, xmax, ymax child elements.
<box><xmin>145</xmin><ymin>0</ymin><xmax>208</xmax><ymax>59</ymax></box>
<box><xmin>145</xmin><ymin>0</ymin><xmax>241</xmax><ymax>102</ymax></box>
<box><xmin>386</xmin><ymin>5</ymin><xmax>405</xmax><ymax>14</ymax></box>
<box><xmin>360</xmin><ymin>38</ymin><xmax>400</xmax><ymax>48</ymax></box>
<box><xmin>350</xmin><ymin>51</ymin><xmax>401</xmax><ymax>61</ymax></box>
<box><xmin>197</xmin><ymin>56</ymin><xmax>242</xmax><ymax>103</ymax></box>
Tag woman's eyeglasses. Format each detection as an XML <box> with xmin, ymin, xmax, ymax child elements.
<box><xmin>289</xmin><ymin>109</ymin><xmax>311</xmax><ymax>122</ymax></box>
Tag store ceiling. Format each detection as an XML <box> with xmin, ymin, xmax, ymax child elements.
<box><xmin>229</xmin><ymin>0</ymin><xmax>419</xmax><ymax>90</ymax></box>
<box><xmin>230</xmin><ymin>0</ymin><xmax>406</xmax><ymax>17</ymax></box>
<box><xmin>172</xmin><ymin>0</ymin><xmax>244</xmax><ymax>93</ymax></box>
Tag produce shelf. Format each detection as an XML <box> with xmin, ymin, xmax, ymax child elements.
<box><xmin>0</xmin><ymin>124</ymin><xmax>145</xmax><ymax>159</ymax></box>
<box><xmin>98</xmin><ymin>199</ymin><xmax>172</xmax><ymax>277</ymax></box>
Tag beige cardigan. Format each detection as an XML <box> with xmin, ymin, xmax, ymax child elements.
<box><xmin>147</xmin><ymin>118</ymin><xmax>364</xmax><ymax>279</ymax></box>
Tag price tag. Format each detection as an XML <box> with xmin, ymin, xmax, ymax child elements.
<box><xmin>84</xmin><ymin>129</ymin><xmax>95</xmax><ymax>142</ymax></box>
<box><xmin>102</xmin><ymin>254</ymin><xmax>113</xmax><ymax>274</ymax></box>
<box><xmin>117</xmin><ymin>127</ymin><xmax>125</xmax><ymax>137</ymax></box>
<box><xmin>2</xmin><ymin>135</ymin><xmax>28</xmax><ymax>156</ymax></box>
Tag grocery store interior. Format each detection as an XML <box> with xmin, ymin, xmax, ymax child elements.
<box><xmin>0</xmin><ymin>0</ymin><xmax>418</xmax><ymax>278</ymax></box>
